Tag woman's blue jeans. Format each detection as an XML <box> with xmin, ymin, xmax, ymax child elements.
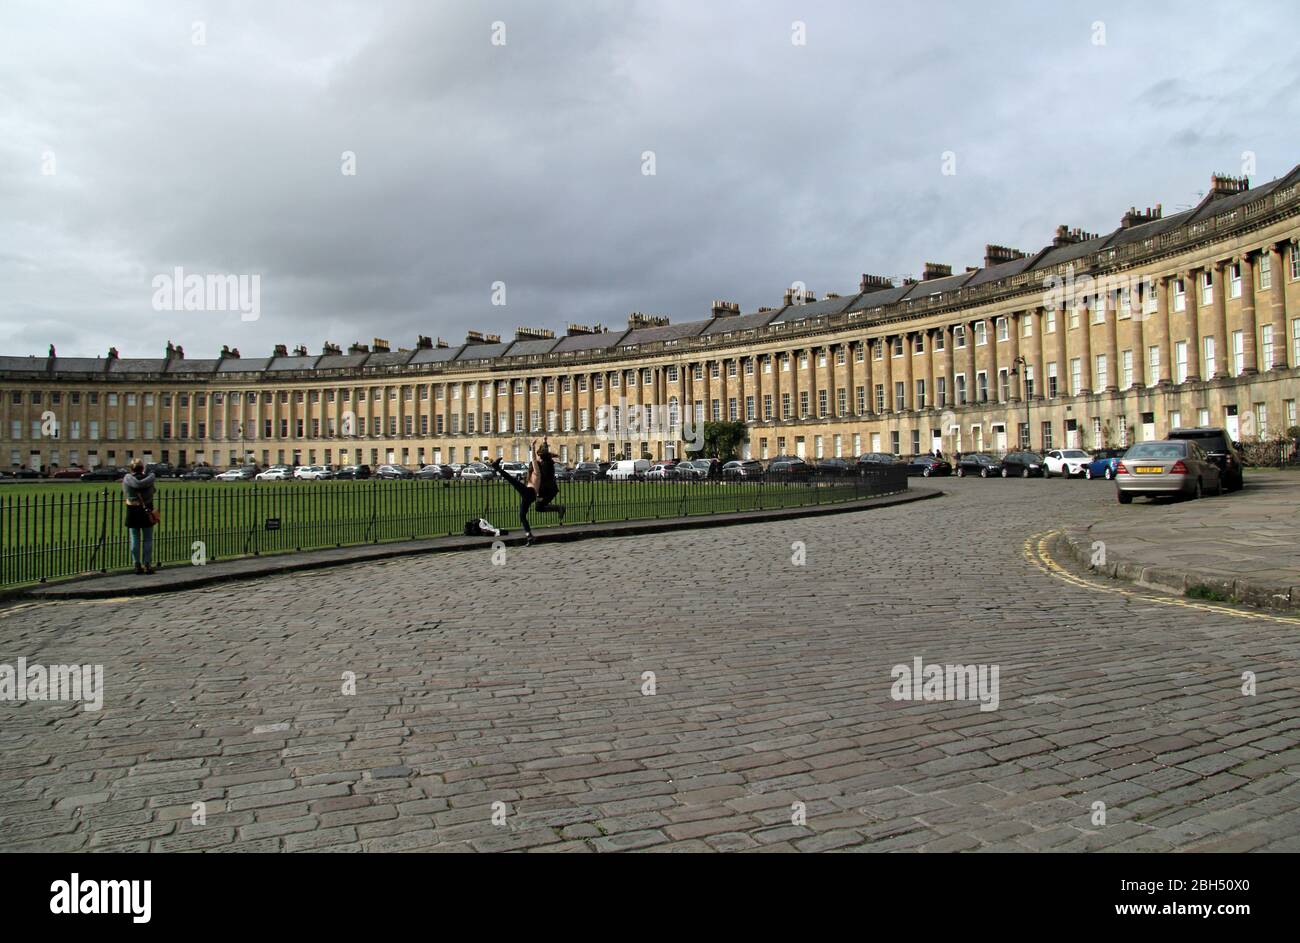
<box><xmin>129</xmin><ymin>528</ymin><xmax>153</xmax><ymax>566</ymax></box>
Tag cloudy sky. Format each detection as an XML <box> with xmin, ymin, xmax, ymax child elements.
<box><xmin>2</xmin><ymin>0</ymin><xmax>1297</xmax><ymax>360</ymax></box>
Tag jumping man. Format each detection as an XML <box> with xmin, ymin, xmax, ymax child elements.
<box><xmin>491</xmin><ymin>439</ymin><xmax>566</xmax><ymax>545</ymax></box>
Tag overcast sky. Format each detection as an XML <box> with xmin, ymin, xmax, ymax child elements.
<box><xmin>2</xmin><ymin>0</ymin><xmax>1297</xmax><ymax>360</ymax></box>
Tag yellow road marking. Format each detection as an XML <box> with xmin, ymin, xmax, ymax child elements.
<box><xmin>1024</xmin><ymin>530</ymin><xmax>1300</xmax><ymax>626</ymax></box>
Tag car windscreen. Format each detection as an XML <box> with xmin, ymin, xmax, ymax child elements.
<box><xmin>1125</xmin><ymin>443</ymin><xmax>1185</xmax><ymax>460</ymax></box>
<box><xmin>1171</xmin><ymin>432</ymin><xmax>1227</xmax><ymax>452</ymax></box>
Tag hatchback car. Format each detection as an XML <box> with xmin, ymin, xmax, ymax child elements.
<box><xmin>1116</xmin><ymin>440</ymin><xmax>1222</xmax><ymax>503</ymax></box>
<box><xmin>646</xmin><ymin>463</ymin><xmax>680</xmax><ymax>480</ymax></box>
<box><xmin>857</xmin><ymin>452</ymin><xmax>902</xmax><ymax>468</ymax></box>
<box><xmin>216</xmin><ymin>466</ymin><xmax>257</xmax><ymax>481</ymax></box>
<box><xmin>999</xmin><ymin>451</ymin><xmax>1045</xmax><ymax>478</ymax></box>
<box><xmin>255</xmin><ymin>465</ymin><xmax>292</xmax><ymax>481</ymax></box>
<box><xmin>456</xmin><ymin>463</ymin><xmax>494</xmax><ymax>480</ymax></box>
<box><xmin>1083</xmin><ymin>448</ymin><xmax>1126</xmax><ymax>480</ymax></box>
<box><xmin>499</xmin><ymin>461</ymin><xmax>529</xmax><ymax>480</ymax></box>
<box><xmin>375</xmin><ymin>464</ymin><xmax>414</xmax><ymax>480</ymax></box>
<box><xmin>904</xmin><ymin>455</ymin><xmax>952</xmax><ymax>478</ymax></box>
<box><xmin>572</xmin><ymin>461</ymin><xmax>611</xmax><ymax>481</ymax></box>
<box><xmin>722</xmin><ymin>459</ymin><xmax>763</xmax><ymax>479</ymax></box>
<box><xmin>1043</xmin><ymin>449</ymin><xmax>1092</xmax><ymax>478</ymax></box>
<box><xmin>812</xmin><ymin>458</ymin><xmax>854</xmax><ymax>478</ymax></box>
<box><xmin>767</xmin><ymin>459</ymin><xmax>813</xmax><ymax>480</ymax></box>
<box><xmin>1167</xmin><ymin>427</ymin><xmax>1244</xmax><ymax>491</ymax></box>
<box><xmin>416</xmin><ymin>464</ymin><xmax>453</xmax><ymax>480</ymax></box>
<box><xmin>954</xmin><ymin>453</ymin><xmax>1003</xmax><ymax>478</ymax></box>
<box><xmin>335</xmin><ymin>464</ymin><xmax>370</xmax><ymax>480</ymax></box>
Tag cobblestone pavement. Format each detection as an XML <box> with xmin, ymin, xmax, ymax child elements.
<box><xmin>2</xmin><ymin>475</ymin><xmax>1298</xmax><ymax>853</ymax></box>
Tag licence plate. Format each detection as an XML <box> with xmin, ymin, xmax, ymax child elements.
<box><xmin>1135</xmin><ymin>466</ymin><xmax>1164</xmax><ymax>474</ymax></box>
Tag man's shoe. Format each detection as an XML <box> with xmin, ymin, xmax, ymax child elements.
<box><xmin>134</xmin><ymin>565</ymin><xmax>144</xmax><ymax>575</ymax></box>
<box><xmin>524</xmin><ymin>535</ymin><xmax>536</xmax><ymax>547</ymax></box>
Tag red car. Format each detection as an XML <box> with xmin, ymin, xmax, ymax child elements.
<box><xmin>50</xmin><ymin>466</ymin><xmax>87</xmax><ymax>479</ymax></box>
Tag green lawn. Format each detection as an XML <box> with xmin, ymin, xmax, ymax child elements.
<box><xmin>1</xmin><ymin>476</ymin><xmax>881</xmax><ymax>587</ymax></box>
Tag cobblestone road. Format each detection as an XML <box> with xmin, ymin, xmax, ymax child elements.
<box><xmin>3</xmin><ymin>476</ymin><xmax>1298</xmax><ymax>852</ymax></box>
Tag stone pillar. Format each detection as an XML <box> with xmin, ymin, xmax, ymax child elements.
<box><xmin>966</xmin><ymin>323</ymin><xmax>978</xmax><ymax>404</ymax></box>
<box><xmin>900</xmin><ymin>333</ymin><xmax>914</xmax><ymax>412</ymax></box>
<box><xmin>1103</xmin><ymin>292</ymin><xmax>1119</xmax><ymax>391</ymax></box>
<box><xmin>1008</xmin><ymin>313</ymin><xmax>1022</xmax><ymax>402</ymax></box>
<box><xmin>1077</xmin><ymin>301</ymin><xmax>1092</xmax><ymax>395</ymax></box>
<box><xmin>1185</xmin><ymin>269</ymin><xmax>1201</xmax><ymax>381</ymax></box>
<box><xmin>1053</xmin><ymin>307</ymin><xmax>1067</xmax><ymax>397</ymax></box>
<box><xmin>1269</xmin><ymin>242</ymin><xmax>1290</xmax><ymax>369</ymax></box>
<box><xmin>881</xmin><ymin>337</ymin><xmax>894</xmax><ymax>414</ymax></box>
<box><xmin>860</xmin><ymin>342</ymin><xmax>873</xmax><ymax>416</ymax></box>
<box><xmin>1240</xmin><ymin>254</ymin><xmax>1259</xmax><ymax>375</ymax></box>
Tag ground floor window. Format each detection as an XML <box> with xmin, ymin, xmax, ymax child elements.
<box><xmin>1041</xmin><ymin>421</ymin><xmax>1053</xmax><ymax>450</ymax></box>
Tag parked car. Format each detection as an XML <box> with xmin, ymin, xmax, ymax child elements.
<box><xmin>813</xmin><ymin>458</ymin><xmax>854</xmax><ymax>478</ymax></box>
<box><xmin>646</xmin><ymin>463</ymin><xmax>680</xmax><ymax>480</ymax></box>
<box><xmin>182</xmin><ymin>465</ymin><xmax>217</xmax><ymax>480</ymax></box>
<box><xmin>375</xmin><ymin>464</ymin><xmax>414</xmax><ymax>480</ymax></box>
<box><xmin>572</xmin><ymin>461</ymin><xmax>611</xmax><ymax>481</ymax></box>
<box><xmin>417</xmin><ymin>463</ymin><xmax>453</xmax><ymax>480</ymax></box>
<box><xmin>454</xmin><ymin>463</ymin><xmax>494</xmax><ymax>480</ymax></box>
<box><xmin>721</xmin><ymin>459</ymin><xmax>763</xmax><ymax>479</ymax></box>
<box><xmin>336</xmin><ymin>464</ymin><xmax>371</xmax><ymax>480</ymax></box>
<box><xmin>954</xmin><ymin>453</ymin><xmax>1002</xmax><ymax>478</ymax></box>
<box><xmin>857</xmin><ymin>452</ymin><xmax>902</xmax><ymax>469</ymax></box>
<box><xmin>1116</xmin><ymin>440</ymin><xmax>1222</xmax><ymax>503</ymax></box>
<box><xmin>1167</xmin><ymin>427</ymin><xmax>1244</xmax><ymax>492</ymax></box>
<box><xmin>672</xmin><ymin>459</ymin><xmax>710</xmax><ymax>479</ymax></box>
<box><xmin>14</xmin><ymin>467</ymin><xmax>45</xmax><ymax>479</ymax></box>
<box><xmin>255</xmin><ymin>465</ymin><xmax>291</xmax><ymax>481</ymax></box>
<box><xmin>80</xmin><ymin>466</ymin><xmax>127</xmax><ymax>482</ymax></box>
<box><xmin>216</xmin><ymin>466</ymin><xmax>257</xmax><ymax>481</ymax></box>
<box><xmin>146</xmin><ymin>462</ymin><xmax>177</xmax><ymax>478</ymax></box>
<box><xmin>50</xmin><ymin>466</ymin><xmax>87</xmax><ymax>479</ymax></box>
<box><xmin>499</xmin><ymin>461</ymin><xmax>529</xmax><ymax>480</ymax></box>
<box><xmin>293</xmin><ymin>465</ymin><xmax>334</xmax><ymax>480</ymax></box>
<box><xmin>609</xmin><ymin>459</ymin><xmax>652</xmax><ymax>481</ymax></box>
<box><xmin>553</xmin><ymin>462</ymin><xmax>573</xmax><ymax>481</ymax></box>
<box><xmin>768</xmin><ymin>458</ymin><xmax>813</xmax><ymax>480</ymax></box>
<box><xmin>1083</xmin><ymin>448</ymin><xmax>1127</xmax><ymax>480</ymax></box>
<box><xmin>999</xmin><ymin>451</ymin><xmax>1045</xmax><ymax>478</ymax></box>
<box><xmin>1043</xmin><ymin>449</ymin><xmax>1092</xmax><ymax>478</ymax></box>
<box><xmin>904</xmin><ymin>455</ymin><xmax>952</xmax><ymax>478</ymax></box>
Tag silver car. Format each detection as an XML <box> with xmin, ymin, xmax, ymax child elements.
<box><xmin>1115</xmin><ymin>440</ymin><xmax>1222</xmax><ymax>503</ymax></box>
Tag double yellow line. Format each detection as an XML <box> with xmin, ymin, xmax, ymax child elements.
<box><xmin>1023</xmin><ymin>531</ymin><xmax>1300</xmax><ymax>626</ymax></box>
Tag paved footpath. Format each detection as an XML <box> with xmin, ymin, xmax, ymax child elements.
<box><xmin>1062</xmin><ymin>470</ymin><xmax>1300</xmax><ymax>609</ymax></box>
<box><xmin>2</xmin><ymin>473</ymin><xmax>1298</xmax><ymax>852</ymax></box>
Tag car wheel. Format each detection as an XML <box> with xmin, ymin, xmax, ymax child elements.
<box><xmin>1105</xmin><ymin>467</ymin><xmax>1114</xmax><ymax>480</ymax></box>
<box><xmin>956</xmin><ymin>467</ymin><xmax>965</xmax><ymax>478</ymax></box>
<box><xmin>1043</xmin><ymin>467</ymin><xmax>1051</xmax><ymax>478</ymax></box>
<box><xmin>1001</xmin><ymin>468</ymin><xmax>1009</xmax><ymax>478</ymax></box>
<box><xmin>1021</xmin><ymin>468</ymin><xmax>1030</xmax><ymax>479</ymax></box>
<box><xmin>923</xmin><ymin>467</ymin><xmax>932</xmax><ymax>477</ymax></box>
<box><xmin>1117</xmin><ymin>490</ymin><xmax>1133</xmax><ymax>504</ymax></box>
<box><xmin>1085</xmin><ymin>468</ymin><xmax>1093</xmax><ymax>480</ymax></box>
<box><xmin>979</xmin><ymin>468</ymin><xmax>988</xmax><ymax>478</ymax></box>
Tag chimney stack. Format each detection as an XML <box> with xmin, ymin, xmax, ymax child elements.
<box><xmin>922</xmin><ymin>262</ymin><xmax>952</xmax><ymax>281</ymax></box>
<box><xmin>628</xmin><ymin>312</ymin><xmax>670</xmax><ymax>329</ymax></box>
<box><xmin>983</xmin><ymin>245</ymin><xmax>1025</xmax><ymax>267</ymax></box>
<box><xmin>859</xmin><ymin>274</ymin><xmax>895</xmax><ymax>292</ymax></box>
<box><xmin>514</xmin><ymin>326</ymin><xmax>556</xmax><ymax>341</ymax></box>
<box><xmin>566</xmin><ymin>323</ymin><xmax>604</xmax><ymax>336</ymax></box>
<box><xmin>1209</xmin><ymin>173</ymin><xmax>1249</xmax><ymax>197</ymax></box>
<box><xmin>416</xmin><ymin>335</ymin><xmax>433</xmax><ymax>349</ymax></box>
<box><xmin>1120</xmin><ymin>205</ymin><xmax>1163</xmax><ymax>228</ymax></box>
<box><xmin>322</xmin><ymin>341</ymin><xmax>342</xmax><ymax>355</ymax></box>
<box><xmin>348</xmin><ymin>341</ymin><xmax>370</xmax><ymax>354</ymax></box>
<box><xmin>272</xmin><ymin>343</ymin><xmax>288</xmax><ymax>357</ymax></box>
<box><xmin>710</xmin><ymin>300</ymin><xmax>741</xmax><ymax>318</ymax></box>
<box><xmin>1052</xmin><ymin>226</ymin><xmax>1100</xmax><ymax>247</ymax></box>
<box><xmin>435</xmin><ymin>337</ymin><xmax>450</xmax><ymax>348</ymax></box>
<box><xmin>371</xmin><ymin>337</ymin><xmax>390</xmax><ymax>353</ymax></box>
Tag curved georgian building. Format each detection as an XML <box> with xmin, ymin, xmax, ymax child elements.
<box><xmin>3</xmin><ymin>167</ymin><xmax>1300</xmax><ymax>472</ymax></box>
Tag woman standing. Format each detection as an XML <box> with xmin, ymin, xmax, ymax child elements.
<box><xmin>123</xmin><ymin>460</ymin><xmax>157</xmax><ymax>574</ymax></box>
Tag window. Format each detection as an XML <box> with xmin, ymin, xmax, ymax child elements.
<box><xmin>1173</xmin><ymin>278</ymin><xmax>1185</xmax><ymax>312</ymax></box>
<box><xmin>1169</xmin><ymin>411</ymin><xmax>1181</xmax><ymax>433</ymax></box>
<box><xmin>1203</xmin><ymin>336</ymin><xmax>1216</xmax><ymax>378</ymax></box>
<box><xmin>836</xmin><ymin>388</ymin><xmax>846</xmax><ymax>416</ymax></box>
<box><xmin>1045</xmin><ymin>309</ymin><xmax>1057</xmax><ymax>333</ymax></box>
<box><xmin>816</xmin><ymin>351</ymin><xmax>826</xmax><ymax>368</ymax></box>
<box><xmin>745</xmin><ymin>357</ymin><xmax>756</xmax><ymax>375</ymax></box>
<box><xmin>855</xmin><ymin>344</ymin><xmax>865</xmax><ymax>362</ymax></box>
<box><xmin>762</xmin><ymin>394</ymin><xmax>773</xmax><ymax>421</ymax></box>
<box><xmin>727</xmin><ymin>360</ymin><xmax>738</xmax><ymax>377</ymax></box>
<box><xmin>893</xmin><ymin>382</ymin><xmax>905</xmax><ymax>412</ymax></box>
<box><xmin>1261</xmin><ymin>324</ymin><xmax>1274</xmax><ymax>370</ymax></box>
<box><xmin>890</xmin><ymin>338</ymin><xmax>903</xmax><ymax>357</ymax></box>
<box><xmin>976</xmin><ymin>371</ymin><xmax>988</xmax><ymax>403</ymax></box>
<box><xmin>1041</xmin><ymin>421</ymin><xmax>1053</xmax><ymax>450</ymax></box>
<box><xmin>1174</xmin><ymin>341</ymin><xmax>1188</xmax><ymax>384</ymax></box>
<box><xmin>799</xmin><ymin>352</ymin><xmax>809</xmax><ymax>369</ymax></box>
<box><xmin>954</xmin><ymin>325</ymin><xmax>966</xmax><ymax>348</ymax></box>
<box><xmin>1147</xmin><ymin>346</ymin><xmax>1160</xmax><ymax>385</ymax></box>
<box><xmin>799</xmin><ymin>391</ymin><xmax>810</xmax><ymax>417</ymax></box>
<box><xmin>1022</xmin><ymin>314</ymin><xmax>1033</xmax><ymax>337</ymax></box>
<box><xmin>1292</xmin><ymin>246</ymin><xmax>1300</xmax><ymax>282</ymax></box>
<box><xmin>1293</xmin><ymin>318</ymin><xmax>1300</xmax><ymax>366</ymax></box>
<box><xmin>1230</xmin><ymin>264</ymin><xmax>1241</xmax><ymax>299</ymax></box>
<box><xmin>855</xmin><ymin>386</ymin><xmax>865</xmax><ymax>414</ymax></box>
<box><xmin>1023</xmin><ymin>365</ymin><xmax>1034</xmax><ymax>399</ymax></box>
<box><xmin>955</xmin><ymin>374</ymin><xmax>967</xmax><ymax>406</ymax></box>
<box><xmin>1069</xmin><ymin>358</ymin><xmax>1081</xmax><ymax>395</ymax></box>
<box><xmin>1068</xmin><ymin>305</ymin><xmax>1080</xmax><ymax>330</ymax></box>
<box><xmin>1231</xmin><ymin>330</ymin><xmax>1244</xmax><ymax>375</ymax></box>
<box><xmin>913</xmin><ymin>335</ymin><xmax>924</xmax><ymax>355</ymax></box>
<box><xmin>818</xmin><ymin>389</ymin><xmax>828</xmax><ymax>417</ymax></box>
<box><xmin>745</xmin><ymin>396</ymin><xmax>755</xmax><ymax>421</ymax></box>
<box><xmin>1018</xmin><ymin>422</ymin><xmax>1030</xmax><ymax>449</ymax></box>
<box><xmin>936</xmin><ymin>377</ymin><xmax>946</xmax><ymax>408</ymax></box>
<box><xmin>728</xmin><ymin>398</ymin><xmax>738</xmax><ymax>421</ymax></box>
<box><xmin>781</xmin><ymin>354</ymin><xmax>791</xmax><ymax>372</ymax></box>
<box><xmin>711</xmin><ymin>399</ymin><xmax>721</xmax><ymax>421</ymax></box>
<box><xmin>1047</xmin><ymin>362</ymin><xmax>1058</xmax><ymax>398</ymax></box>
<box><xmin>915</xmin><ymin>379</ymin><xmax>927</xmax><ymax>410</ymax></box>
<box><xmin>1119</xmin><ymin>288</ymin><xmax>1132</xmax><ymax>318</ymax></box>
<box><xmin>1286</xmin><ymin>399</ymin><xmax>1297</xmax><ymax>430</ymax></box>
<box><xmin>1090</xmin><ymin>298</ymin><xmax>1105</xmax><ymax>325</ymax></box>
<box><xmin>1121</xmin><ymin>350</ymin><xmax>1133</xmax><ymax>389</ymax></box>
<box><xmin>996</xmin><ymin>317</ymin><xmax>1008</xmax><ymax>341</ymax></box>
<box><xmin>1255</xmin><ymin>402</ymin><xmax>1268</xmax><ymax>438</ymax></box>
<box><xmin>996</xmin><ymin>370</ymin><xmax>1008</xmax><ymax>403</ymax></box>
<box><xmin>1095</xmin><ymin>354</ymin><xmax>1108</xmax><ymax>390</ymax></box>
<box><xmin>975</xmin><ymin>322</ymin><xmax>988</xmax><ymax>346</ymax></box>
<box><xmin>781</xmin><ymin>393</ymin><xmax>792</xmax><ymax>419</ymax></box>
<box><xmin>1259</xmin><ymin>253</ymin><xmax>1272</xmax><ymax>290</ymax></box>
<box><xmin>1142</xmin><ymin>279</ymin><xmax>1157</xmax><ymax>314</ymax></box>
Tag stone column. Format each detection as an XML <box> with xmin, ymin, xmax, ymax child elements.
<box><xmin>1240</xmin><ymin>254</ymin><xmax>1259</xmax><ymax>375</ymax></box>
<box><xmin>860</xmin><ymin>342</ymin><xmax>873</xmax><ymax>416</ymax></box>
<box><xmin>1155</xmin><ymin>275</ymin><xmax>1172</xmax><ymax>385</ymax></box>
<box><xmin>1053</xmin><ymin>307</ymin><xmax>1067</xmax><ymax>396</ymax></box>
<box><xmin>1077</xmin><ymin>301</ymin><xmax>1092</xmax><ymax>395</ymax></box>
<box><xmin>900</xmin><ymin>333</ymin><xmax>914</xmax><ymax>412</ymax></box>
<box><xmin>1185</xmin><ymin>269</ymin><xmax>1201</xmax><ymax>381</ymax></box>
<box><xmin>881</xmin><ymin>337</ymin><xmax>894</xmax><ymax>414</ymax></box>
<box><xmin>1103</xmin><ymin>292</ymin><xmax>1119</xmax><ymax>391</ymax></box>
<box><xmin>1032</xmin><ymin>308</ymin><xmax>1046</xmax><ymax>400</ymax></box>
<box><xmin>1008</xmin><ymin>313</ymin><xmax>1022</xmax><ymax>402</ymax></box>
<box><xmin>966</xmin><ymin>323</ymin><xmax>978</xmax><ymax>404</ymax></box>
<box><xmin>1269</xmin><ymin>242</ymin><xmax>1290</xmax><ymax>369</ymax></box>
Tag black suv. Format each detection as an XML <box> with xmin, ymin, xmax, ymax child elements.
<box><xmin>999</xmin><ymin>451</ymin><xmax>1045</xmax><ymax>478</ymax></box>
<box><xmin>1167</xmin><ymin>427</ymin><xmax>1244</xmax><ymax>491</ymax></box>
<box><xmin>954</xmin><ymin>453</ymin><xmax>1003</xmax><ymax>478</ymax></box>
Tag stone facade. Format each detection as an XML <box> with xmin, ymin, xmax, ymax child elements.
<box><xmin>4</xmin><ymin>168</ymin><xmax>1300</xmax><ymax>471</ymax></box>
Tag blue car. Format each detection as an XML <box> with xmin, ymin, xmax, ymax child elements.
<box><xmin>1083</xmin><ymin>448</ymin><xmax>1127</xmax><ymax>480</ymax></box>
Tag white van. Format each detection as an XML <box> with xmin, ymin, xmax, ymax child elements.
<box><xmin>608</xmin><ymin>459</ymin><xmax>651</xmax><ymax>481</ymax></box>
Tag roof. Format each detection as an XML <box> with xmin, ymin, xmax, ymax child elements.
<box><xmin>455</xmin><ymin>342</ymin><xmax>513</xmax><ymax>362</ymax></box>
<box><xmin>164</xmin><ymin>359</ymin><xmax>219</xmax><ymax>374</ymax></box>
<box><xmin>702</xmin><ymin>309</ymin><xmax>781</xmax><ymax>335</ymax></box>
<box><xmin>844</xmin><ymin>284</ymin><xmax>912</xmax><ymax>312</ymax></box>
<box><xmin>964</xmin><ymin>255</ymin><xmax>1035</xmax><ymax>288</ymax></box>
<box><xmin>617</xmin><ymin>320</ymin><xmax>708</xmax><ymax>346</ymax></box>
<box><xmin>504</xmin><ymin>337</ymin><xmax>559</xmax><ymax>357</ymax></box>
<box><xmin>217</xmin><ymin>357</ymin><xmax>271</xmax><ymax>372</ymax></box>
<box><xmin>315</xmin><ymin>353</ymin><xmax>370</xmax><ymax>370</ymax></box>
<box><xmin>767</xmin><ymin>294</ymin><xmax>855</xmax><ymax>324</ymax></box>
<box><xmin>109</xmin><ymin>358</ymin><xmax>167</xmax><ymax>374</ymax></box>
<box><xmin>409</xmin><ymin>345</ymin><xmax>463</xmax><ymax>364</ymax></box>
<box><xmin>552</xmin><ymin>331</ymin><xmax>625</xmax><ymax>353</ymax></box>
<box><xmin>265</xmin><ymin>355</ymin><xmax>321</xmax><ymax>371</ymax></box>
<box><xmin>902</xmin><ymin>271</ymin><xmax>975</xmax><ymax>300</ymax></box>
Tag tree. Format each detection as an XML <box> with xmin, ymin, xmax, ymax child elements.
<box><xmin>698</xmin><ymin>421</ymin><xmax>749</xmax><ymax>462</ymax></box>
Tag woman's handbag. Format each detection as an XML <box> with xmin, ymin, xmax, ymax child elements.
<box><xmin>148</xmin><ymin>508</ymin><xmax>161</xmax><ymax>526</ymax></box>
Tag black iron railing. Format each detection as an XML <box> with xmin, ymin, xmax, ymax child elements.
<box><xmin>0</xmin><ymin>467</ymin><xmax>907</xmax><ymax>587</ymax></box>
